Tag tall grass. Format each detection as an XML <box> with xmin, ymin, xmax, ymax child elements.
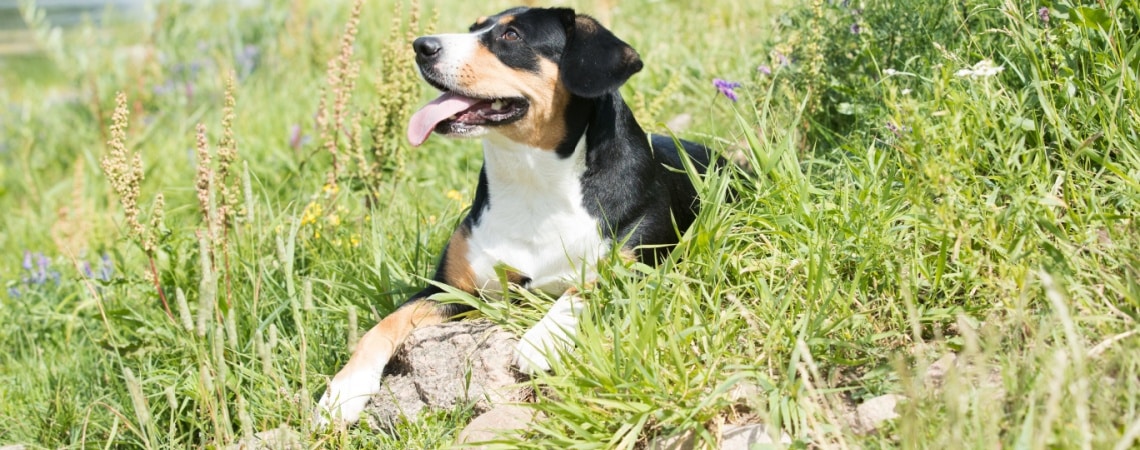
<box><xmin>0</xmin><ymin>0</ymin><xmax>1137</xmax><ymax>448</ymax></box>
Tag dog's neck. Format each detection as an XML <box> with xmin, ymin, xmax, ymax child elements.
<box><xmin>480</xmin><ymin>131</ymin><xmax>588</xmax><ymax>197</ymax></box>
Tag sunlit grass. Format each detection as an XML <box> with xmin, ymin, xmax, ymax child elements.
<box><xmin>1</xmin><ymin>0</ymin><xmax>1137</xmax><ymax>448</ymax></box>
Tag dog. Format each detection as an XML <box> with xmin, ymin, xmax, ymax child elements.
<box><xmin>317</xmin><ymin>6</ymin><xmax>714</xmax><ymax>425</ymax></box>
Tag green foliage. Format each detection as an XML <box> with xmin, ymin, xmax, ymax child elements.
<box><xmin>1</xmin><ymin>0</ymin><xmax>1138</xmax><ymax>448</ymax></box>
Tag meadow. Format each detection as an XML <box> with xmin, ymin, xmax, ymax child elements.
<box><xmin>1</xmin><ymin>0</ymin><xmax>1137</xmax><ymax>448</ymax></box>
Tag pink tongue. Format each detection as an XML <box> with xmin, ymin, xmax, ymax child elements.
<box><xmin>407</xmin><ymin>92</ymin><xmax>482</xmax><ymax>146</ymax></box>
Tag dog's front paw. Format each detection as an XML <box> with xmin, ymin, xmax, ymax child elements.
<box><xmin>313</xmin><ymin>369</ymin><xmax>383</xmax><ymax>428</ymax></box>
<box><xmin>514</xmin><ymin>329</ymin><xmax>559</xmax><ymax>374</ymax></box>
<box><xmin>514</xmin><ymin>294</ymin><xmax>583</xmax><ymax>374</ymax></box>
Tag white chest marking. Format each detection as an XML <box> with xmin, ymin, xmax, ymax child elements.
<box><xmin>466</xmin><ymin>134</ymin><xmax>608</xmax><ymax>294</ymax></box>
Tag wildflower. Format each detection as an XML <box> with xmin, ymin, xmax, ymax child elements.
<box><xmin>757</xmin><ymin>65</ymin><xmax>772</xmax><ymax>76</ymax></box>
<box><xmin>955</xmin><ymin>60</ymin><xmax>1004</xmax><ymax>78</ymax></box>
<box><xmin>22</xmin><ymin>250</ymin><xmax>32</xmax><ymax>271</ymax></box>
<box><xmin>238</xmin><ymin>44</ymin><xmax>260</xmax><ymax>77</ymax></box>
<box><xmin>301</xmin><ymin>201</ymin><xmax>323</xmax><ymax>226</ymax></box>
<box><xmin>886</xmin><ymin>121</ymin><xmax>913</xmax><ymax>136</ymax></box>
<box><xmin>775</xmin><ymin>52</ymin><xmax>790</xmax><ymax>67</ymax></box>
<box><xmin>446</xmin><ymin>189</ymin><xmax>463</xmax><ymax>201</ymax></box>
<box><xmin>82</xmin><ymin>261</ymin><xmax>94</xmax><ymax>279</ymax></box>
<box><xmin>883</xmin><ymin>68</ymin><xmax>898</xmax><ymax>77</ymax></box>
<box><xmin>99</xmin><ymin>254</ymin><xmax>114</xmax><ymax>281</ymax></box>
<box><xmin>6</xmin><ymin>286</ymin><xmax>19</xmax><ymax>298</ymax></box>
<box><xmin>288</xmin><ymin>124</ymin><xmax>311</xmax><ymax>150</ymax></box>
<box><xmin>850</xmin><ymin>23</ymin><xmax>861</xmax><ymax>34</ymax></box>
<box><xmin>902</xmin><ymin>88</ymin><xmax>912</xmax><ymax>95</ymax></box>
<box><xmin>713</xmin><ymin>78</ymin><xmax>742</xmax><ymax>102</ymax></box>
<box><xmin>1038</xmin><ymin>7</ymin><xmax>1049</xmax><ymax>25</ymax></box>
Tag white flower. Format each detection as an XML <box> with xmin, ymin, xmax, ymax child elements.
<box><xmin>884</xmin><ymin>68</ymin><xmax>898</xmax><ymax>76</ymax></box>
<box><xmin>955</xmin><ymin>59</ymin><xmax>1004</xmax><ymax>78</ymax></box>
<box><xmin>902</xmin><ymin>88</ymin><xmax>912</xmax><ymax>95</ymax></box>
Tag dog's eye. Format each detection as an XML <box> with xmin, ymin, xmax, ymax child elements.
<box><xmin>501</xmin><ymin>29</ymin><xmax>521</xmax><ymax>41</ymax></box>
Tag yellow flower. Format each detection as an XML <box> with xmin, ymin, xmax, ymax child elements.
<box><xmin>322</xmin><ymin>183</ymin><xmax>340</xmax><ymax>195</ymax></box>
<box><xmin>446</xmin><ymin>189</ymin><xmax>463</xmax><ymax>201</ymax></box>
<box><xmin>301</xmin><ymin>201</ymin><xmax>323</xmax><ymax>226</ymax></box>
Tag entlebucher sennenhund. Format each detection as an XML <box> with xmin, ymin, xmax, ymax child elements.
<box><xmin>318</xmin><ymin>6</ymin><xmax>714</xmax><ymax>425</ymax></box>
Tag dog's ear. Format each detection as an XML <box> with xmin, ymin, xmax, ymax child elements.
<box><xmin>556</xmin><ymin>10</ymin><xmax>643</xmax><ymax>98</ymax></box>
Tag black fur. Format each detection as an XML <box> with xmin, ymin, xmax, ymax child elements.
<box><xmin>402</xmin><ymin>6</ymin><xmax>712</xmax><ymax>316</ymax></box>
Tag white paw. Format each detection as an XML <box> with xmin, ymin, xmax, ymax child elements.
<box><xmin>514</xmin><ymin>294</ymin><xmax>583</xmax><ymax>374</ymax></box>
<box><xmin>313</xmin><ymin>366</ymin><xmax>385</xmax><ymax>427</ymax></box>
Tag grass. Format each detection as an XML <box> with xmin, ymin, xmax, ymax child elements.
<box><xmin>0</xmin><ymin>0</ymin><xmax>1137</xmax><ymax>448</ymax></box>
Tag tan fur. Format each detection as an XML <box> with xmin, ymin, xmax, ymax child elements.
<box><xmin>455</xmin><ymin>49</ymin><xmax>569</xmax><ymax>151</ymax></box>
<box><xmin>329</xmin><ymin>302</ymin><xmax>446</xmax><ymax>384</ymax></box>
<box><xmin>441</xmin><ymin>227</ymin><xmax>477</xmax><ymax>292</ymax></box>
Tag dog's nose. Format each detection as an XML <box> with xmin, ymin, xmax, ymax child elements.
<box><xmin>413</xmin><ymin>37</ymin><xmax>442</xmax><ymax>60</ymax></box>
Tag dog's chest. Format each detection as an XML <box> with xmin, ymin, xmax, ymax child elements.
<box><xmin>465</xmin><ymin>137</ymin><xmax>609</xmax><ymax>294</ymax></box>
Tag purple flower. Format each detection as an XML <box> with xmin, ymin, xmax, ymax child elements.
<box><xmin>713</xmin><ymin>78</ymin><xmax>742</xmax><ymax>102</ymax></box>
<box><xmin>238</xmin><ymin>44</ymin><xmax>261</xmax><ymax>77</ymax></box>
<box><xmin>886</xmin><ymin>121</ymin><xmax>912</xmax><ymax>136</ymax></box>
<box><xmin>757</xmin><ymin>65</ymin><xmax>772</xmax><ymax>76</ymax></box>
<box><xmin>82</xmin><ymin>261</ymin><xmax>94</xmax><ymax>279</ymax></box>
<box><xmin>100</xmin><ymin>254</ymin><xmax>114</xmax><ymax>281</ymax></box>
<box><xmin>850</xmin><ymin>22</ymin><xmax>861</xmax><ymax>34</ymax></box>
<box><xmin>1038</xmin><ymin>7</ymin><xmax>1049</xmax><ymax>24</ymax></box>
<box><xmin>289</xmin><ymin>125</ymin><xmax>311</xmax><ymax>150</ymax></box>
<box><xmin>22</xmin><ymin>251</ymin><xmax>32</xmax><ymax>271</ymax></box>
<box><xmin>6</xmin><ymin>286</ymin><xmax>19</xmax><ymax>299</ymax></box>
<box><xmin>775</xmin><ymin>52</ymin><xmax>790</xmax><ymax>67</ymax></box>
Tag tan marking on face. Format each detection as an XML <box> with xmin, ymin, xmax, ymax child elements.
<box><xmin>441</xmin><ymin>227</ymin><xmax>477</xmax><ymax>292</ymax></box>
<box><xmin>330</xmin><ymin>302</ymin><xmax>445</xmax><ymax>384</ymax></box>
<box><xmin>456</xmin><ymin>48</ymin><xmax>568</xmax><ymax>150</ymax></box>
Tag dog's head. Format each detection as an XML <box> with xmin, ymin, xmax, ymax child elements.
<box><xmin>406</xmin><ymin>7</ymin><xmax>643</xmax><ymax>149</ymax></box>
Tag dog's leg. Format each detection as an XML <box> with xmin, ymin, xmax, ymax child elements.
<box><xmin>315</xmin><ymin>299</ymin><xmax>447</xmax><ymax>426</ymax></box>
<box><xmin>317</xmin><ymin>227</ymin><xmax>477</xmax><ymax>426</ymax></box>
<box><xmin>515</xmin><ymin>289</ymin><xmax>586</xmax><ymax>373</ymax></box>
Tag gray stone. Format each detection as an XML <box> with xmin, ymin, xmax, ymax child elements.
<box><xmin>721</xmin><ymin>423</ymin><xmax>792</xmax><ymax>449</ymax></box>
<box><xmin>227</xmin><ymin>426</ymin><xmax>301</xmax><ymax>450</ymax></box>
<box><xmin>924</xmin><ymin>353</ymin><xmax>958</xmax><ymax>389</ymax></box>
<box><xmin>854</xmin><ymin>394</ymin><xmax>904</xmax><ymax>434</ymax></box>
<box><xmin>647</xmin><ymin>429</ymin><xmax>697</xmax><ymax>450</ymax></box>
<box><xmin>363</xmin><ymin>320</ymin><xmax>528</xmax><ymax>431</ymax></box>
<box><xmin>456</xmin><ymin>404</ymin><xmax>541</xmax><ymax>447</ymax></box>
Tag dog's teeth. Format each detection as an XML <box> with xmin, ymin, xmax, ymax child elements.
<box><xmin>491</xmin><ymin>100</ymin><xmax>504</xmax><ymax>110</ymax></box>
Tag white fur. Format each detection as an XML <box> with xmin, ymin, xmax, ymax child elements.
<box><xmin>515</xmin><ymin>292</ymin><xmax>585</xmax><ymax>373</ymax></box>
<box><xmin>466</xmin><ymin>133</ymin><xmax>608</xmax><ymax>294</ymax></box>
<box><xmin>314</xmin><ymin>350</ymin><xmax>390</xmax><ymax>427</ymax></box>
<box><xmin>420</xmin><ymin>30</ymin><xmax>487</xmax><ymax>92</ymax></box>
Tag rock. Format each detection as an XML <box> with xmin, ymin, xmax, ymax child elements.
<box><xmin>924</xmin><ymin>353</ymin><xmax>958</xmax><ymax>389</ymax></box>
<box><xmin>227</xmin><ymin>426</ymin><xmax>301</xmax><ymax>450</ymax></box>
<box><xmin>456</xmin><ymin>404</ymin><xmax>542</xmax><ymax>447</ymax></box>
<box><xmin>727</xmin><ymin>381</ymin><xmax>763</xmax><ymax>409</ymax></box>
<box><xmin>854</xmin><ymin>394</ymin><xmax>904</xmax><ymax>434</ymax></box>
<box><xmin>721</xmin><ymin>423</ymin><xmax>792</xmax><ymax>448</ymax></box>
<box><xmin>647</xmin><ymin>429</ymin><xmax>697</xmax><ymax>450</ymax></box>
<box><xmin>363</xmin><ymin>320</ymin><xmax>528</xmax><ymax>431</ymax></box>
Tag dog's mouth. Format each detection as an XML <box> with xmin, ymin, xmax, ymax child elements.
<box><xmin>407</xmin><ymin>90</ymin><xmax>529</xmax><ymax>146</ymax></box>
